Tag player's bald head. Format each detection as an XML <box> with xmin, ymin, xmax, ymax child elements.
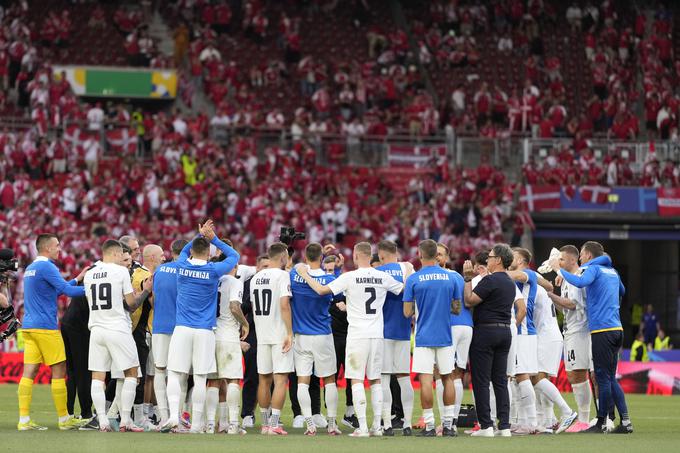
<box><xmin>354</xmin><ymin>242</ymin><xmax>372</xmax><ymax>258</ymax></box>
<box><xmin>143</xmin><ymin>244</ymin><xmax>163</xmax><ymax>257</ymax></box>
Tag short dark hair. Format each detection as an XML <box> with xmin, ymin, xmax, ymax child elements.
<box><xmin>493</xmin><ymin>243</ymin><xmax>514</xmax><ymax>269</ymax></box>
<box><xmin>437</xmin><ymin>243</ymin><xmax>450</xmax><ymax>254</ymax></box>
<box><xmin>120</xmin><ymin>242</ymin><xmax>132</xmax><ymax>254</ymax></box>
<box><xmin>354</xmin><ymin>242</ymin><xmax>372</xmax><ymax>258</ymax></box>
<box><xmin>474</xmin><ymin>250</ymin><xmax>489</xmax><ymax>266</ymax></box>
<box><xmin>559</xmin><ymin>244</ymin><xmax>579</xmax><ymax>258</ymax></box>
<box><xmin>305</xmin><ymin>243</ymin><xmax>323</xmax><ymax>262</ymax></box>
<box><xmin>370</xmin><ymin>253</ymin><xmax>381</xmax><ymax>265</ymax></box>
<box><xmin>512</xmin><ymin>247</ymin><xmax>532</xmax><ymax>265</ymax></box>
<box><xmin>102</xmin><ymin>239</ymin><xmax>122</xmax><ymax>255</ymax></box>
<box><xmin>323</xmin><ymin>255</ymin><xmax>337</xmax><ymax>265</ymax></box>
<box><xmin>171</xmin><ymin>239</ymin><xmax>189</xmax><ymax>256</ymax></box>
<box><xmin>268</xmin><ymin>242</ymin><xmax>288</xmax><ymax>259</ymax></box>
<box><xmin>377</xmin><ymin>240</ymin><xmax>397</xmax><ymax>254</ymax></box>
<box><xmin>418</xmin><ymin>239</ymin><xmax>438</xmax><ymax>260</ymax></box>
<box><xmin>191</xmin><ymin>237</ymin><xmax>211</xmax><ymax>255</ymax></box>
<box><xmin>36</xmin><ymin>233</ymin><xmax>58</xmax><ymax>252</ymax></box>
<box><xmin>582</xmin><ymin>241</ymin><xmax>604</xmax><ymax>257</ymax></box>
<box><xmin>256</xmin><ymin>254</ymin><xmax>270</xmax><ymax>264</ymax></box>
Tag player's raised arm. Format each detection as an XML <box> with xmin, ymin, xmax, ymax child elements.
<box><xmin>294</xmin><ymin>263</ymin><xmax>334</xmax><ymax>295</ymax></box>
<box><xmin>462</xmin><ymin>260</ymin><xmax>482</xmax><ymax>307</ymax></box>
<box><xmin>211</xmin><ymin>237</ymin><xmax>240</xmax><ymax>276</ymax></box>
<box><xmin>45</xmin><ymin>263</ymin><xmax>85</xmax><ymax>298</ymax></box>
<box><xmin>547</xmin><ymin>291</ymin><xmax>577</xmax><ymax>310</ymax></box>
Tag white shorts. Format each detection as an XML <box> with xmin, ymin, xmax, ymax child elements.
<box><xmin>514</xmin><ymin>334</ymin><xmax>538</xmax><ymax>375</ymax></box>
<box><xmin>452</xmin><ymin>325</ymin><xmax>473</xmax><ymax>369</ymax></box>
<box><xmin>257</xmin><ymin>343</ymin><xmax>294</xmax><ymax>374</ymax></box>
<box><xmin>111</xmin><ymin>366</ymin><xmax>143</xmax><ymax>380</ymax></box>
<box><xmin>209</xmin><ymin>340</ymin><xmax>243</xmax><ymax>380</ymax></box>
<box><xmin>564</xmin><ymin>331</ymin><xmax>593</xmax><ymax>372</ymax></box>
<box><xmin>507</xmin><ymin>324</ymin><xmax>517</xmax><ymax>376</ymax></box>
<box><xmin>345</xmin><ymin>338</ymin><xmax>383</xmax><ymax>381</ymax></box>
<box><xmin>152</xmin><ymin>333</ymin><xmax>171</xmax><ymax>369</ymax></box>
<box><xmin>294</xmin><ymin>333</ymin><xmax>337</xmax><ymax>378</ymax></box>
<box><xmin>146</xmin><ymin>333</ymin><xmax>155</xmax><ymax>377</ymax></box>
<box><xmin>537</xmin><ymin>338</ymin><xmax>563</xmax><ymax>377</ymax></box>
<box><xmin>382</xmin><ymin>339</ymin><xmax>411</xmax><ymax>374</ymax></box>
<box><xmin>167</xmin><ymin>326</ymin><xmax>216</xmax><ymax>375</ymax></box>
<box><xmin>89</xmin><ymin>327</ymin><xmax>139</xmax><ymax>373</ymax></box>
<box><xmin>412</xmin><ymin>345</ymin><xmax>456</xmax><ymax>375</ymax></box>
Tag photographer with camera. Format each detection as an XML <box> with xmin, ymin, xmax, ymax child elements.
<box><xmin>1</xmin><ymin>248</ymin><xmax>20</xmax><ymax>344</ymax></box>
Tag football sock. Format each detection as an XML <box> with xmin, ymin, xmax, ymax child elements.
<box><xmin>572</xmin><ymin>381</ymin><xmax>592</xmax><ymax>423</ymax></box>
<box><xmin>370</xmin><ymin>383</ymin><xmax>382</xmax><ymax>431</ymax></box>
<box><xmin>423</xmin><ymin>408</ymin><xmax>435</xmax><ymax>431</ymax></box>
<box><xmin>324</xmin><ymin>383</ymin><xmax>338</xmax><ymax>427</ymax></box>
<box><xmin>219</xmin><ymin>401</ymin><xmax>228</xmax><ymax>428</ymax></box>
<box><xmin>435</xmin><ymin>379</ymin><xmax>445</xmax><ymax>424</ymax></box>
<box><xmin>270</xmin><ymin>408</ymin><xmax>281</xmax><ymax>428</ymax></box>
<box><xmin>179</xmin><ymin>377</ymin><xmax>188</xmax><ymax>420</ymax></box>
<box><xmin>381</xmin><ymin>376</ymin><xmax>392</xmax><ymax>429</ymax></box>
<box><xmin>133</xmin><ymin>404</ymin><xmax>144</xmax><ymax>424</ymax></box>
<box><xmin>51</xmin><ymin>378</ymin><xmax>69</xmax><ymax>421</ymax></box>
<box><xmin>91</xmin><ymin>380</ymin><xmax>108</xmax><ymax>427</ymax></box>
<box><xmin>452</xmin><ymin>378</ymin><xmax>464</xmax><ymax>422</ymax></box>
<box><xmin>166</xmin><ymin>371</ymin><xmax>182</xmax><ymax>425</ymax></box>
<box><xmin>227</xmin><ymin>383</ymin><xmax>240</xmax><ymax>426</ymax></box>
<box><xmin>443</xmin><ymin>405</ymin><xmax>454</xmax><ymax>429</ymax></box>
<box><xmin>506</xmin><ymin>379</ymin><xmax>514</xmax><ymax>423</ymax></box>
<box><xmin>260</xmin><ymin>408</ymin><xmax>270</xmax><ymax>427</ymax></box>
<box><xmin>535</xmin><ymin>378</ymin><xmax>571</xmax><ymax>418</ymax></box>
<box><xmin>121</xmin><ymin>377</ymin><xmax>137</xmax><ymax>427</ymax></box>
<box><xmin>191</xmin><ymin>374</ymin><xmax>207</xmax><ymax>431</ymax></box>
<box><xmin>397</xmin><ymin>376</ymin><xmax>414</xmax><ymax>428</ymax></box>
<box><xmin>351</xmin><ymin>383</ymin><xmax>368</xmax><ymax>431</ymax></box>
<box><xmin>489</xmin><ymin>383</ymin><xmax>497</xmax><ymax>423</ymax></box>
<box><xmin>511</xmin><ymin>380</ymin><xmax>520</xmax><ymax>424</ymax></box>
<box><xmin>206</xmin><ymin>386</ymin><xmax>219</xmax><ymax>426</ymax></box>
<box><xmin>154</xmin><ymin>369</ymin><xmax>169</xmax><ymax>423</ymax></box>
<box><xmin>518</xmin><ymin>379</ymin><xmax>537</xmax><ymax>428</ymax></box>
<box><xmin>297</xmin><ymin>383</ymin><xmax>314</xmax><ymax>430</ymax></box>
<box><xmin>18</xmin><ymin>377</ymin><xmax>33</xmax><ymax>422</ymax></box>
<box><xmin>534</xmin><ymin>386</ymin><xmax>545</xmax><ymax>427</ymax></box>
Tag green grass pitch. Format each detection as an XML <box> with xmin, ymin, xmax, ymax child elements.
<box><xmin>1</xmin><ymin>384</ymin><xmax>679</xmax><ymax>453</ymax></box>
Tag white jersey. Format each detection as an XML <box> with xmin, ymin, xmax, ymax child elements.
<box><xmin>250</xmin><ymin>268</ymin><xmax>292</xmax><ymax>345</ymax></box>
<box><xmin>236</xmin><ymin>265</ymin><xmax>256</xmax><ymax>281</ymax></box>
<box><xmin>216</xmin><ymin>275</ymin><xmax>243</xmax><ymax>342</ymax></box>
<box><xmin>85</xmin><ymin>261</ymin><xmax>134</xmax><ymax>333</ymax></box>
<box><xmin>533</xmin><ymin>286</ymin><xmax>562</xmax><ymax>341</ymax></box>
<box><xmin>327</xmin><ymin>267</ymin><xmax>403</xmax><ymax>340</ymax></box>
<box><xmin>561</xmin><ymin>277</ymin><xmax>588</xmax><ymax>335</ymax></box>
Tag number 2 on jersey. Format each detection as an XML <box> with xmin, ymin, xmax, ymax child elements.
<box><xmin>254</xmin><ymin>288</ymin><xmax>272</xmax><ymax>316</ymax></box>
<box><xmin>364</xmin><ymin>287</ymin><xmax>377</xmax><ymax>314</ymax></box>
<box><xmin>90</xmin><ymin>283</ymin><xmax>112</xmax><ymax>311</ymax></box>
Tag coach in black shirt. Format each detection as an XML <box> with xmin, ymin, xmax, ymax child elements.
<box><xmin>463</xmin><ymin>243</ymin><xmax>516</xmax><ymax>437</ymax></box>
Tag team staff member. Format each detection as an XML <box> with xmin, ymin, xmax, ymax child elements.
<box><xmin>463</xmin><ymin>243</ymin><xmax>516</xmax><ymax>438</ymax></box>
<box><xmin>18</xmin><ymin>233</ymin><xmax>88</xmax><ymax>431</ymax></box>
<box><xmin>550</xmin><ymin>241</ymin><xmax>633</xmax><ymax>434</ymax></box>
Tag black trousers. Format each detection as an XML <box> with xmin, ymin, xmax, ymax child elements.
<box><xmin>61</xmin><ymin>324</ymin><xmax>92</xmax><ymax>418</ymax></box>
<box><xmin>241</xmin><ymin>343</ymin><xmax>258</xmax><ymax>418</ymax></box>
<box><xmin>333</xmin><ymin>334</ymin><xmax>353</xmax><ymax>407</ymax></box>
<box><xmin>132</xmin><ymin>329</ymin><xmax>149</xmax><ymax>406</ymax></box>
<box><xmin>469</xmin><ymin>325</ymin><xmax>512</xmax><ymax>430</ymax></box>
<box><xmin>289</xmin><ymin>373</ymin><xmax>321</xmax><ymax>416</ymax></box>
<box><xmin>391</xmin><ymin>375</ymin><xmax>404</xmax><ymax>419</ymax></box>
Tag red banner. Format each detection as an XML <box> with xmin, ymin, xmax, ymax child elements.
<box><xmin>657</xmin><ymin>188</ymin><xmax>680</xmax><ymax>217</ymax></box>
<box><xmin>0</xmin><ymin>353</ymin><xmax>51</xmax><ymax>384</ymax></box>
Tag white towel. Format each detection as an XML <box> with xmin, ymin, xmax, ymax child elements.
<box><xmin>537</xmin><ymin>247</ymin><xmax>561</xmax><ymax>274</ymax></box>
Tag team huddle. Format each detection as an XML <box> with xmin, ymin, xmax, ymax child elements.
<box><xmin>18</xmin><ymin>219</ymin><xmax>633</xmax><ymax>437</ymax></box>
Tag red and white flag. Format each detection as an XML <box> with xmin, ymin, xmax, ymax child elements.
<box><xmin>106</xmin><ymin>128</ymin><xmax>138</xmax><ymax>154</ymax></box>
<box><xmin>519</xmin><ymin>185</ymin><xmax>561</xmax><ymax>212</ymax></box>
<box><xmin>63</xmin><ymin>125</ymin><xmax>95</xmax><ymax>149</ymax></box>
<box><xmin>580</xmin><ymin>185</ymin><xmax>611</xmax><ymax>204</ymax></box>
<box><xmin>657</xmin><ymin>188</ymin><xmax>680</xmax><ymax>217</ymax></box>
